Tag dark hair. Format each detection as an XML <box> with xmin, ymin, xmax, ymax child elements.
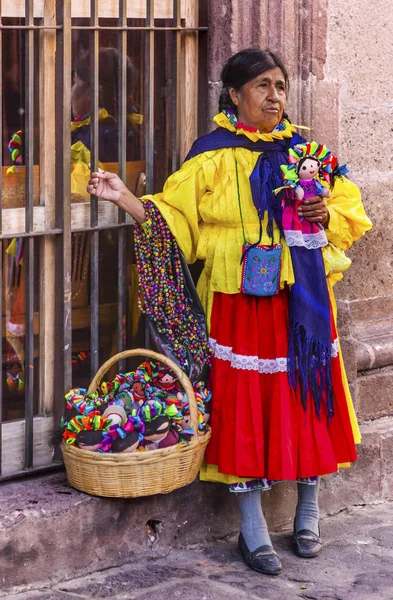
<box><xmin>297</xmin><ymin>156</ymin><xmax>320</xmax><ymax>172</ymax></box>
<box><xmin>144</xmin><ymin>416</ymin><xmax>170</xmax><ymax>437</ymax></box>
<box><xmin>218</xmin><ymin>48</ymin><xmax>289</xmax><ymax>115</ymax></box>
<box><xmin>76</xmin><ymin>430</ymin><xmax>104</xmax><ymax>446</ymax></box>
<box><xmin>111</xmin><ymin>430</ymin><xmax>139</xmax><ymax>453</ymax></box>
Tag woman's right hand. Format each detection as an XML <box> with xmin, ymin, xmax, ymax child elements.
<box><xmin>87</xmin><ymin>168</ymin><xmax>147</xmax><ymax>224</ymax></box>
<box><xmin>87</xmin><ymin>169</ymin><xmax>128</xmax><ymax>205</ymax></box>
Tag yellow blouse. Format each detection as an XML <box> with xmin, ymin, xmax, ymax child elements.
<box><xmin>142</xmin><ymin>114</ymin><xmax>372</xmax><ymax>331</ymax></box>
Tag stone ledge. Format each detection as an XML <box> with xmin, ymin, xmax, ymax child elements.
<box><xmin>0</xmin><ymin>417</ymin><xmax>392</xmax><ymax>589</ymax></box>
<box><xmin>337</xmin><ymin>297</ymin><xmax>393</xmax><ymax>376</ymax></box>
<box><xmin>356</xmin><ymin>332</ymin><xmax>393</xmax><ymax>372</ymax></box>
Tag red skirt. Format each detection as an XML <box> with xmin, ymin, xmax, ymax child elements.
<box><xmin>205</xmin><ymin>291</ymin><xmax>357</xmax><ymax>481</ymax></box>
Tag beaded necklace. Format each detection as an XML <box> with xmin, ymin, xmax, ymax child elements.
<box><xmin>134</xmin><ymin>200</ymin><xmax>212</xmax><ymax>375</ymax></box>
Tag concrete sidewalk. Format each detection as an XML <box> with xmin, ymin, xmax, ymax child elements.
<box><xmin>2</xmin><ymin>501</ymin><xmax>393</xmax><ymax>600</ymax></box>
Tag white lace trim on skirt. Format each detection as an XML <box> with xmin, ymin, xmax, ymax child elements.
<box><xmin>209</xmin><ymin>337</ymin><xmax>339</xmax><ymax>374</ymax></box>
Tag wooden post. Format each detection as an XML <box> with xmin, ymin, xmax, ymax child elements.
<box><xmin>38</xmin><ymin>0</ymin><xmax>56</xmax><ymax>416</ymax></box>
<box><xmin>180</xmin><ymin>0</ymin><xmax>198</xmax><ymax>162</ymax></box>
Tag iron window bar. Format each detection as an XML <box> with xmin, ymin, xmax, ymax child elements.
<box><xmin>54</xmin><ymin>0</ymin><xmax>72</xmax><ymax>460</ymax></box>
<box><xmin>172</xmin><ymin>0</ymin><xmax>181</xmax><ymax>173</ymax></box>
<box><xmin>24</xmin><ymin>0</ymin><xmax>35</xmax><ymax>470</ymax></box>
<box><xmin>116</xmin><ymin>0</ymin><xmax>127</xmax><ymax>372</ymax></box>
<box><xmin>89</xmin><ymin>0</ymin><xmax>100</xmax><ymax>378</ymax></box>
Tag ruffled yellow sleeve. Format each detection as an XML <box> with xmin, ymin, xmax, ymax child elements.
<box><xmin>322</xmin><ymin>177</ymin><xmax>372</xmax><ymax>285</ymax></box>
<box><xmin>141</xmin><ymin>154</ymin><xmax>206</xmax><ymax>264</ymax></box>
<box><xmin>325</xmin><ymin>177</ymin><xmax>372</xmax><ymax>250</ymax></box>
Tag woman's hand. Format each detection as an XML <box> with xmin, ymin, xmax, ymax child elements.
<box><xmin>86</xmin><ymin>168</ymin><xmax>147</xmax><ymax>224</ymax></box>
<box><xmin>87</xmin><ymin>169</ymin><xmax>128</xmax><ymax>205</ymax></box>
<box><xmin>298</xmin><ymin>195</ymin><xmax>330</xmax><ymax>228</ymax></box>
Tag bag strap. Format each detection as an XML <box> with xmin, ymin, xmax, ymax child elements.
<box><xmin>234</xmin><ymin>150</ymin><xmax>263</xmax><ymax>264</ymax></box>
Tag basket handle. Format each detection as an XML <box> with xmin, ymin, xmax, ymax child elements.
<box><xmin>87</xmin><ymin>348</ymin><xmax>199</xmax><ymax>433</ymax></box>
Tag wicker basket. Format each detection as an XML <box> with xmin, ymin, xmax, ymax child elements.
<box><xmin>61</xmin><ymin>348</ymin><xmax>211</xmax><ymax>498</ymax></box>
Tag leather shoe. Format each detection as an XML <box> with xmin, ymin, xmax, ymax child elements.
<box><xmin>238</xmin><ymin>533</ymin><xmax>282</xmax><ymax>575</ymax></box>
<box><xmin>293</xmin><ymin>528</ymin><xmax>322</xmax><ymax>558</ymax></box>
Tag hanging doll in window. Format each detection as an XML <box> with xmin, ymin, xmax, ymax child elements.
<box><xmin>275</xmin><ymin>141</ymin><xmax>349</xmax><ymax>250</ymax></box>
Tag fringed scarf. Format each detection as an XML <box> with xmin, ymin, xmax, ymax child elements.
<box><xmin>185</xmin><ymin>123</ymin><xmax>334</xmax><ymax>419</ymax></box>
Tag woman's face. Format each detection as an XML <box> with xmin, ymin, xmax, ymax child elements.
<box><xmin>229</xmin><ymin>67</ymin><xmax>287</xmax><ymax>133</ymax></box>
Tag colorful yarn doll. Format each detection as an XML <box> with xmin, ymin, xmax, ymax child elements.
<box><xmin>156</xmin><ymin>365</ymin><xmax>184</xmax><ymax>405</ymax></box>
<box><xmin>66</xmin><ymin>387</ymin><xmax>116</xmax><ymax>417</ymax></box>
<box><xmin>274</xmin><ymin>141</ymin><xmax>349</xmax><ymax>250</ymax></box>
<box><xmin>180</xmin><ymin>381</ymin><xmax>211</xmax><ymax>432</ymax></box>
<box><xmin>124</xmin><ymin>366</ymin><xmax>156</xmax><ymax>408</ymax></box>
<box><xmin>62</xmin><ymin>411</ymin><xmax>110</xmax><ymax>445</ymax></box>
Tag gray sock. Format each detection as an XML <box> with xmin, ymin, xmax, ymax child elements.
<box><xmin>295</xmin><ymin>478</ymin><xmax>320</xmax><ymax>536</ymax></box>
<box><xmin>236</xmin><ymin>490</ymin><xmax>272</xmax><ymax>552</ymax></box>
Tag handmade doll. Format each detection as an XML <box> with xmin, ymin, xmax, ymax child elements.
<box><xmin>180</xmin><ymin>381</ymin><xmax>211</xmax><ymax>432</ymax></box>
<box><xmin>275</xmin><ymin>141</ymin><xmax>349</xmax><ymax>250</ymax></box>
<box><xmin>62</xmin><ymin>412</ymin><xmax>110</xmax><ymax>446</ymax></box>
<box><xmin>125</xmin><ymin>366</ymin><xmax>156</xmax><ymax>408</ymax></box>
<box><xmin>156</xmin><ymin>366</ymin><xmax>184</xmax><ymax>403</ymax></box>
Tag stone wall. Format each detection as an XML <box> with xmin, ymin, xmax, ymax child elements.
<box><xmin>207</xmin><ymin>0</ymin><xmax>393</xmax><ymax>512</ymax></box>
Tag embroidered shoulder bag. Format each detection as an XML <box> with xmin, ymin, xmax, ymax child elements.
<box><xmin>235</xmin><ymin>157</ymin><xmax>282</xmax><ymax>297</ymax></box>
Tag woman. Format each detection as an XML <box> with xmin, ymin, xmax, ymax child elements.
<box><xmin>87</xmin><ymin>49</ymin><xmax>372</xmax><ymax>575</ymax></box>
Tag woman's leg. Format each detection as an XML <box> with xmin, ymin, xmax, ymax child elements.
<box><xmin>236</xmin><ymin>488</ymin><xmax>282</xmax><ymax>575</ymax></box>
<box><xmin>295</xmin><ymin>478</ymin><xmax>320</xmax><ymax>535</ymax></box>
<box><xmin>236</xmin><ymin>489</ymin><xmax>272</xmax><ymax>551</ymax></box>
<box><xmin>293</xmin><ymin>478</ymin><xmax>322</xmax><ymax>558</ymax></box>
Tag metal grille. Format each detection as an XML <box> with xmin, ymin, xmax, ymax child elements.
<box><xmin>0</xmin><ymin>0</ymin><xmax>207</xmax><ymax>480</ymax></box>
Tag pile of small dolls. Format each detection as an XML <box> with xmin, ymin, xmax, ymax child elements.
<box><xmin>60</xmin><ymin>360</ymin><xmax>211</xmax><ymax>454</ymax></box>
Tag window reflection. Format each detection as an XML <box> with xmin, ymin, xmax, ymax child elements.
<box><xmin>70</xmin><ymin>45</ymin><xmax>143</xmax><ymax>203</ymax></box>
<box><xmin>2</xmin><ymin>238</ymin><xmax>40</xmax><ymax>421</ymax></box>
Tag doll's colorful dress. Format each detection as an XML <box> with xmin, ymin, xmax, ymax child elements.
<box><xmin>282</xmin><ymin>178</ymin><xmax>328</xmax><ymax>250</ymax></box>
